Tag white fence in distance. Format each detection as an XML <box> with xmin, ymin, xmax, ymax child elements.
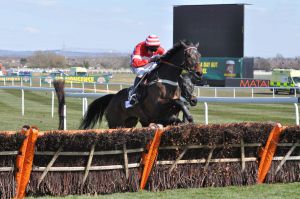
<box><xmin>66</xmin><ymin>92</ymin><xmax>300</xmax><ymax>126</ymax></box>
<box><xmin>1</xmin><ymin>85</ymin><xmax>299</xmax><ymax>128</ymax></box>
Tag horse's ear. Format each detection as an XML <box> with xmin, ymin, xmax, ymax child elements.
<box><xmin>195</xmin><ymin>42</ymin><xmax>199</xmax><ymax>48</ymax></box>
<box><xmin>180</xmin><ymin>40</ymin><xmax>188</xmax><ymax>48</ymax></box>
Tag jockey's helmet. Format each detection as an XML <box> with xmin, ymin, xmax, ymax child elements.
<box><xmin>145</xmin><ymin>35</ymin><xmax>160</xmax><ymax>52</ymax></box>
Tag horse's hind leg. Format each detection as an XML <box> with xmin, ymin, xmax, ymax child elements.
<box><xmin>107</xmin><ymin>116</ymin><xmax>138</xmax><ymax>128</ymax></box>
<box><xmin>157</xmin><ymin>116</ymin><xmax>182</xmax><ymax>126</ymax></box>
<box><xmin>124</xmin><ymin>117</ymin><xmax>139</xmax><ymax>128</ymax></box>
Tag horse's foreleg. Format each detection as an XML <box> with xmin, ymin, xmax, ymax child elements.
<box><xmin>173</xmin><ymin>100</ymin><xmax>194</xmax><ymax>123</ymax></box>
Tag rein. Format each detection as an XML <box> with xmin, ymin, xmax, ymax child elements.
<box><xmin>160</xmin><ymin>60</ymin><xmax>183</xmax><ymax>70</ymax></box>
<box><xmin>160</xmin><ymin>59</ymin><xmax>194</xmax><ymax>74</ymax></box>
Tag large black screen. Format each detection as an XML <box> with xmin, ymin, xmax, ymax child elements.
<box><xmin>173</xmin><ymin>4</ymin><xmax>244</xmax><ymax>57</ymax></box>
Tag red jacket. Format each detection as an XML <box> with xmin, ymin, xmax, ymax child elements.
<box><xmin>131</xmin><ymin>41</ymin><xmax>165</xmax><ymax>68</ymax></box>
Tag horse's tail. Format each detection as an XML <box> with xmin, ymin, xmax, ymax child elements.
<box><xmin>53</xmin><ymin>80</ymin><xmax>65</xmax><ymax>130</ymax></box>
<box><xmin>79</xmin><ymin>94</ymin><xmax>115</xmax><ymax>129</ymax></box>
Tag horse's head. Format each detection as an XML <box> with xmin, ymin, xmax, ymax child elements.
<box><xmin>180</xmin><ymin>40</ymin><xmax>202</xmax><ymax>76</ymax></box>
<box><xmin>155</xmin><ymin>40</ymin><xmax>203</xmax><ymax>91</ymax></box>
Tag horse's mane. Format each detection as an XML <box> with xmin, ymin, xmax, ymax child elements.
<box><xmin>161</xmin><ymin>40</ymin><xmax>193</xmax><ymax>60</ymax></box>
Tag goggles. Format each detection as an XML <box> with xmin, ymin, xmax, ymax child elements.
<box><xmin>147</xmin><ymin>46</ymin><xmax>159</xmax><ymax>52</ymax></box>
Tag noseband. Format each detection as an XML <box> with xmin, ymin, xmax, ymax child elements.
<box><xmin>184</xmin><ymin>46</ymin><xmax>198</xmax><ymax>52</ymax></box>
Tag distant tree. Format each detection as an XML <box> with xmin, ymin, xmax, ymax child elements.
<box><xmin>28</xmin><ymin>51</ymin><xmax>66</xmax><ymax>68</ymax></box>
<box><xmin>20</xmin><ymin>58</ymin><xmax>27</xmax><ymax>66</ymax></box>
<box><xmin>83</xmin><ymin>60</ymin><xmax>90</xmax><ymax>68</ymax></box>
<box><xmin>254</xmin><ymin>57</ymin><xmax>271</xmax><ymax>71</ymax></box>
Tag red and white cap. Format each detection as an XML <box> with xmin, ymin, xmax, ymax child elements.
<box><xmin>145</xmin><ymin>35</ymin><xmax>160</xmax><ymax>46</ymax></box>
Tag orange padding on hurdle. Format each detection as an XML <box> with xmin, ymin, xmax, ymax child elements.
<box><xmin>14</xmin><ymin>126</ymin><xmax>39</xmax><ymax>199</ymax></box>
<box><xmin>257</xmin><ymin>123</ymin><xmax>283</xmax><ymax>183</ymax></box>
<box><xmin>140</xmin><ymin>128</ymin><xmax>164</xmax><ymax>190</ymax></box>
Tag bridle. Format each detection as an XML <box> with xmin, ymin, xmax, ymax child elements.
<box><xmin>183</xmin><ymin>46</ymin><xmax>200</xmax><ymax>72</ymax></box>
<box><xmin>160</xmin><ymin>46</ymin><xmax>200</xmax><ymax>73</ymax></box>
<box><xmin>148</xmin><ymin>43</ymin><xmax>201</xmax><ymax>88</ymax></box>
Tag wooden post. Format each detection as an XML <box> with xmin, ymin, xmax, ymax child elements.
<box><xmin>204</xmin><ymin>147</ymin><xmax>215</xmax><ymax>171</ymax></box>
<box><xmin>82</xmin><ymin>144</ymin><xmax>95</xmax><ymax>186</ymax></box>
<box><xmin>37</xmin><ymin>146</ymin><xmax>63</xmax><ymax>187</ymax></box>
<box><xmin>241</xmin><ymin>139</ymin><xmax>245</xmax><ymax>172</ymax></box>
<box><xmin>123</xmin><ymin>143</ymin><xmax>129</xmax><ymax>179</ymax></box>
<box><xmin>275</xmin><ymin>141</ymin><xmax>299</xmax><ymax>175</ymax></box>
<box><xmin>169</xmin><ymin>147</ymin><xmax>188</xmax><ymax>173</ymax></box>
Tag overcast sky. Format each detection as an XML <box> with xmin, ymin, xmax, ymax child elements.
<box><xmin>1</xmin><ymin>0</ymin><xmax>299</xmax><ymax>57</ymax></box>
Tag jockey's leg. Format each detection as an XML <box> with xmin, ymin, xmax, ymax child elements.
<box><xmin>125</xmin><ymin>63</ymin><xmax>155</xmax><ymax>108</ymax></box>
<box><xmin>128</xmin><ymin>76</ymin><xmax>142</xmax><ymax>104</ymax></box>
<box><xmin>126</xmin><ymin>64</ymin><xmax>153</xmax><ymax>108</ymax></box>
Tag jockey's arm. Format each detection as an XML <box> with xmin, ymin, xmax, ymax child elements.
<box><xmin>131</xmin><ymin>43</ymin><xmax>150</xmax><ymax>68</ymax></box>
<box><xmin>131</xmin><ymin>55</ymin><xmax>150</xmax><ymax>68</ymax></box>
<box><xmin>131</xmin><ymin>44</ymin><xmax>165</xmax><ymax>68</ymax></box>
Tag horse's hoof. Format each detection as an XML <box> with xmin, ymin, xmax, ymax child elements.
<box><xmin>149</xmin><ymin>123</ymin><xmax>163</xmax><ymax>129</ymax></box>
<box><xmin>187</xmin><ymin>116</ymin><xmax>194</xmax><ymax>123</ymax></box>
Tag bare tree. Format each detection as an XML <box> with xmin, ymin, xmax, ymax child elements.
<box><xmin>28</xmin><ymin>51</ymin><xmax>66</xmax><ymax>68</ymax></box>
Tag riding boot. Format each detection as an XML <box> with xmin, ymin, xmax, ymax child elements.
<box><xmin>129</xmin><ymin>76</ymin><xmax>142</xmax><ymax>105</ymax></box>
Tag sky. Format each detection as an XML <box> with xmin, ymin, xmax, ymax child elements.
<box><xmin>1</xmin><ymin>0</ymin><xmax>299</xmax><ymax>57</ymax></box>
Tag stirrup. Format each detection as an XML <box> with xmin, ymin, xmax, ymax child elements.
<box><xmin>125</xmin><ymin>100</ymin><xmax>133</xmax><ymax>108</ymax></box>
<box><xmin>125</xmin><ymin>98</ymin><xmax>138</xmax><ymax>109</ymax></box>
<box><xmin>129</xmin><ymin>94</ymin><xmax>138</xmax><ymax>105</ymax></box>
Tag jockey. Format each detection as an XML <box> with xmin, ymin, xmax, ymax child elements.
<box><xmin>125</xmin><ymin>34</ymin><xmax>165</xmax><ymax>108</ymax></box>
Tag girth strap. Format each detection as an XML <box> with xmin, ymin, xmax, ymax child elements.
<box><xmin>148</xmin><ymin>79</ymin><xmax>179</xmax><ymax>87</ymax></box>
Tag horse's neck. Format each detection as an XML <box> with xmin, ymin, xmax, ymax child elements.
<box><xmin>149</xmin><ymin>46</ymin><xmax>185</xmax><ymax>82</ymax></box>
<box><xmin>156</xmin><ymin>64</ymin><xmax>182</xmax><ymax>82</ymax></box>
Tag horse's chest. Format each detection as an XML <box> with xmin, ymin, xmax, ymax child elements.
<box><xmin>159</xmin><ymin>84</ymin><xmax>181</xmax><ymax>99</ymax></box>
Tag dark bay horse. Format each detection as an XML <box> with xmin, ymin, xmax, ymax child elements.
<box><xmin>80</xmin><ymin>40</ymin><xmax>201</xmax><ymax>129</ymax></box>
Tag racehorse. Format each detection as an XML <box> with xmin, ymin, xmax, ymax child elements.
<box><xmin>79</xmin><ymin>40</ymin><xmax>202</xmax><ymax>129</ymax></box>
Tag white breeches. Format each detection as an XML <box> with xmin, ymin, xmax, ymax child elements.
<box><xmin>131</xmin><ymin>63</ymin><xmax>157</xmax><ymax>78</ymax></box>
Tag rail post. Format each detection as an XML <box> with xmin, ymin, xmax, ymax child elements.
<box><xmin>294</xmin><ymin>103</ymin><xmax>299</xmax><ymax>125</ymax></box>
<box><xmin>85</xmin><ymin>98</ymin><xmax>88</xmax><ymax>113</ymax></box>
<box><xmin>82</xmin><ymin>98</ymin><xmax>85</xmax><ymax>117</ymax></box>
<box><xmin>214</xmin><ymin>88</ymin><xmax>217</xmax><ymax>98</ymax></box>
<box><xmin>21</xmin><ymin>89</ymin><xmax>24</xmax><ymax>116</ymax></box>
<box><xmin>51</xmin><ymin>91</ymin><xmax>54</xmax><ymax>118</ymax></box>
<box><xmin>233</xmin><ymin>88</ymin><xmax>236</xmax><ymax>98</ymax></box>
<box><xmin>204</xmin><ymin>102</ymin><xmax>208</xmax><ymax>125</ymax></box>
<box><xmin>63</xmin><ymin>105</ymin><xmax>67</xmax><ymax>130</ymax></box>
<box><xmin>82</xmin><ymin>82</ymin><xmax>85</xmax><ymax>92</ymax></box>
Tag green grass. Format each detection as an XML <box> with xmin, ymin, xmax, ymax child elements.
<box><xmin>26</xmin><ymin>182</ymin><xmax>300</xmax><ymax>199</ymax></box>
<box><xmin>1</xmin><ymin>74</ymin><xmax>299</xmax><ymax>198</ymax></box>
<box><xmin>0</xmin><ymin>76</ymin><xmax>298</xmax><ymax>131</ymax></box>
